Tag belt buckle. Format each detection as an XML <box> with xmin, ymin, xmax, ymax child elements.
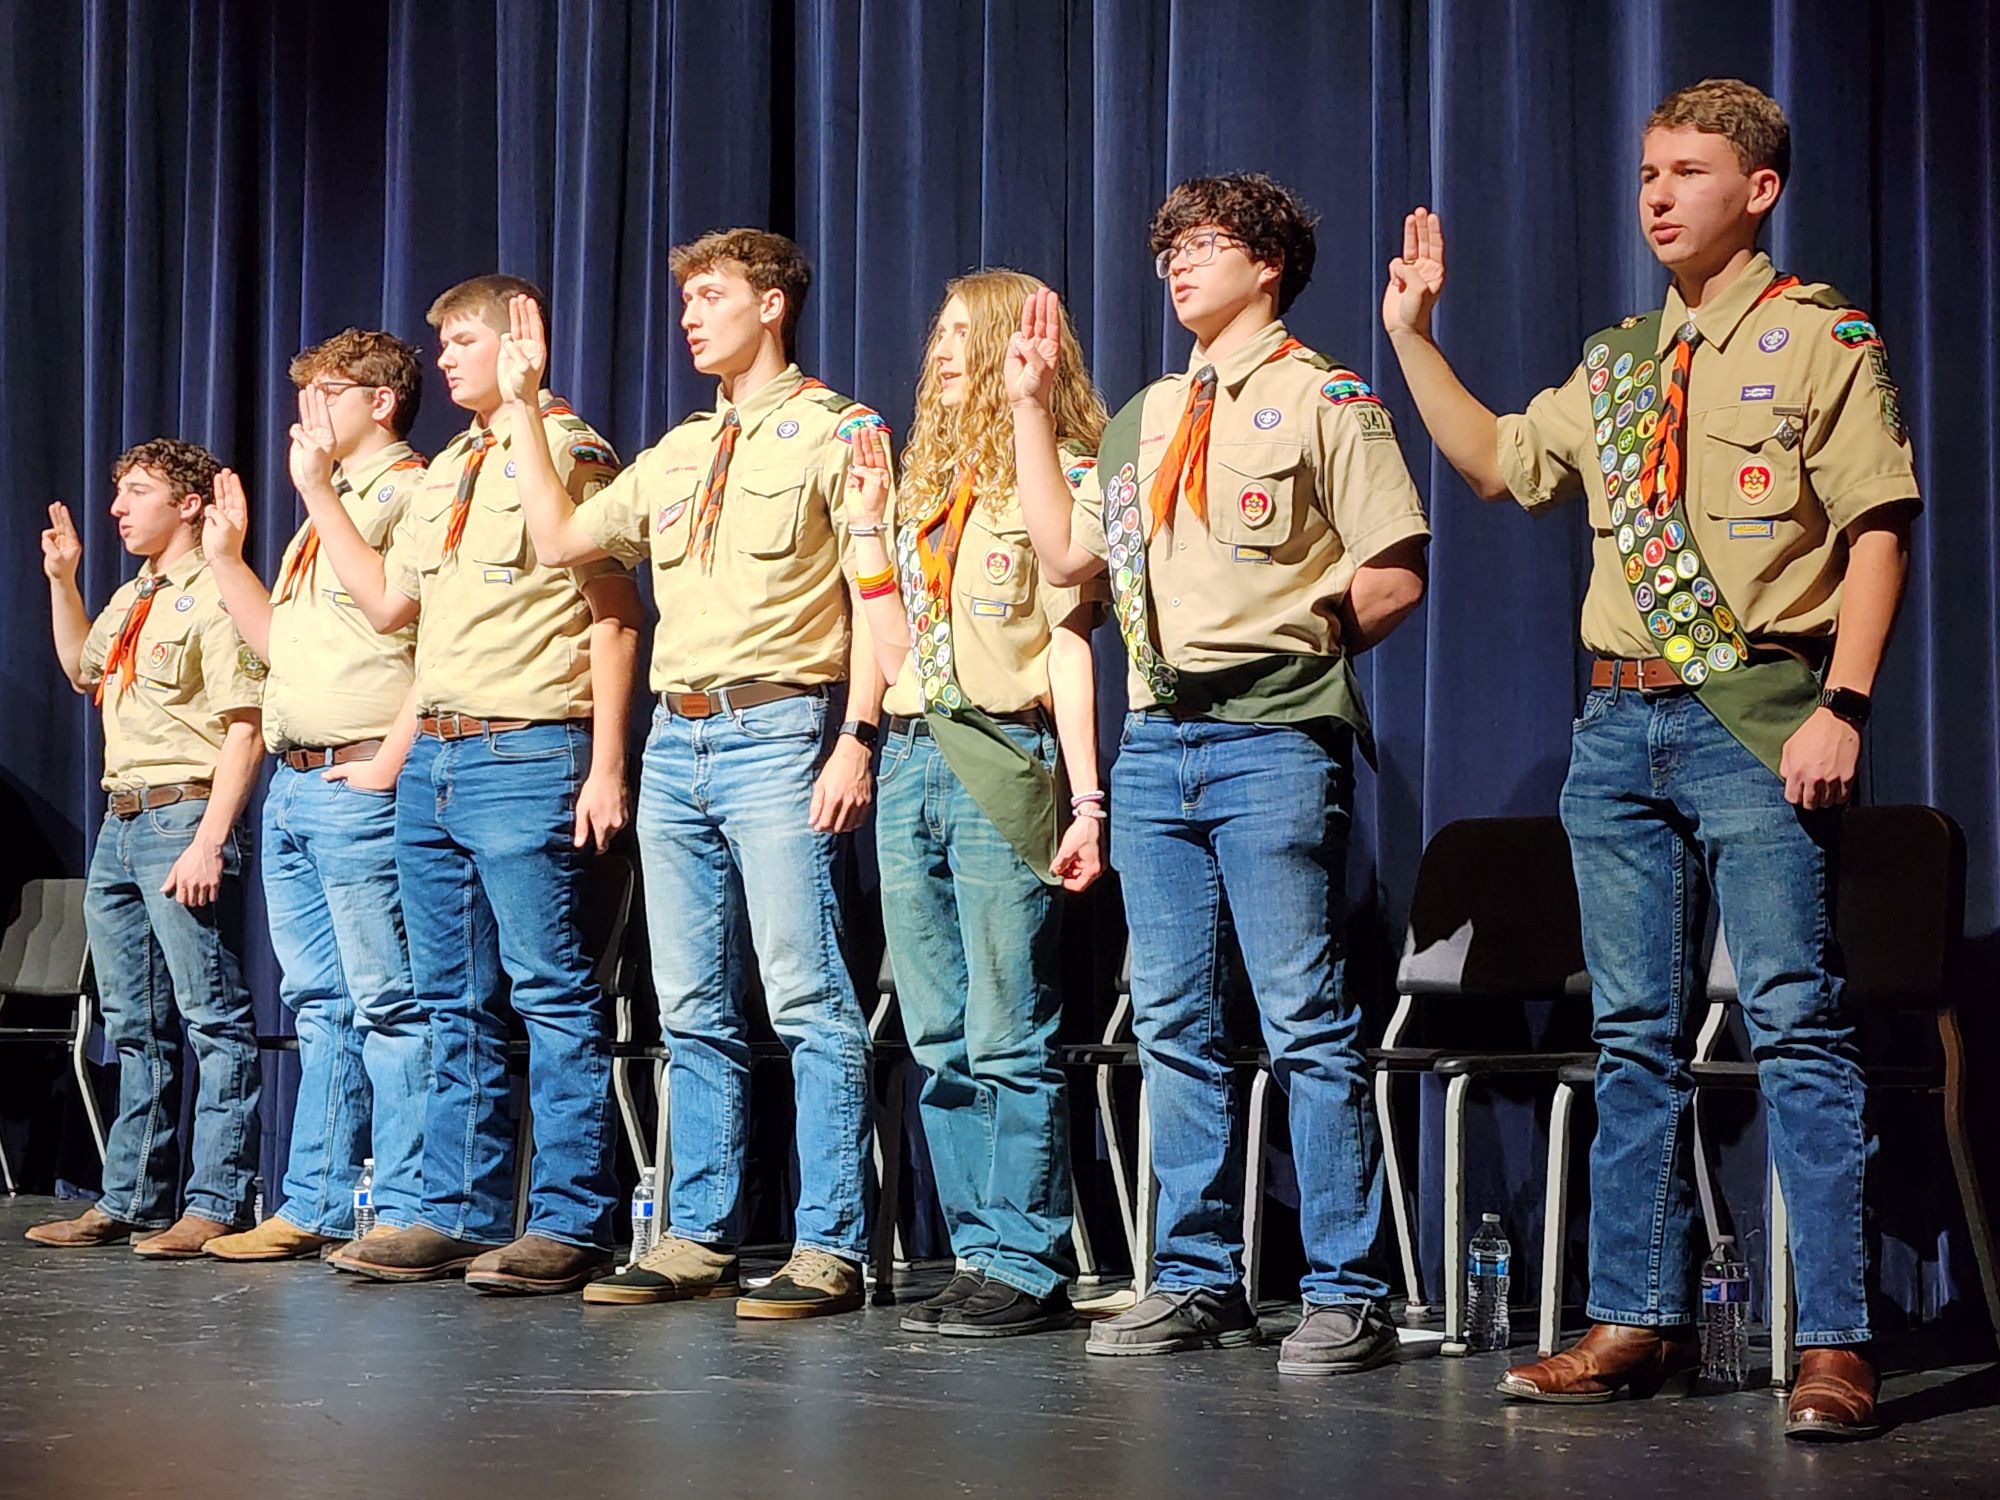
<box><xmin>680</xmin><ymin>692</ymin><xmax>718</xmax><ymax>719</ymax></box>
<box><xmin>435</xmin><ymin>713</ymin><xmax>463</xmax><ymax>739</ymax></box>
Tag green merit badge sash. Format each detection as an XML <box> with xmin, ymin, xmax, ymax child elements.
<box><xmin>893</xmin><ymin>488</ymin><xmax>1061</xmax><ymax>885</ymax></box>
<box><xmin>1585</xmin><ymin>298</ymin><xmax>1820</xmax><ymax>775</ymax></box>
<box><xmin>1095</xmin><ymin>387</ymin><xmax>1378</xmax><ymax>765</ymax></box>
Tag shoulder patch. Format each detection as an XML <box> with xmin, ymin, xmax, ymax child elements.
<box><xmin>237</xmin><ymin>645</ymin><xmax>269</xmax><ymax>681</ymax></box>
<box><xmin>836</xmin><ymin>408</ymin><xmax>888</xmax><ymax>443</ymax></box>
<box><xmin>1061</xmin><ymin>454</ymin><xmax>1098</xmax><ymax>490</ymax></box>
<box><xmin>1829</xmin><ymin>313</ymin><xmax>1882</xmax><ymax>350</ymax></box>
<box><xmin>1320</xmin><ymin>371</ymin><xmax>1381</xmax><ymax>406</ymax></box>
<box><xmin>569</xmin><ymin>439</ymin><xmax>619</xmax><ymax>467</ymax></box>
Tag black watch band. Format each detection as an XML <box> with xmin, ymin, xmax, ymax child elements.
<box><xmin>1819</xmin><ymin>687</ymin><xmax>1872</xmax><ymax>730</ymax></box>
<box><xmin>840</xmin><ymin>719</ymin><xmax>880</xmax><ymax>748</ymax></box>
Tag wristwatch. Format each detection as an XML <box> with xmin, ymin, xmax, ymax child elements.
<box><xmin>1819</xmin><ymin>687</ymin><xmax>1872</xmax><ymax>730</ymax></box>
<box><xmin>840</xmin><ymin>719</ymin><xmax>880</xmax><ymax>748</ymax></box>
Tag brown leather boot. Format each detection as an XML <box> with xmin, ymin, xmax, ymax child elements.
<box><xmin>1497</xmin><ymin>1323</ymin><xmax>1699</xmax><ymax>1403</ymax></box>
<box><xmin>327</xmin><ymin>1224</ymin><xmax>499</xmax><ymax>1282</ymax></box>
<box><xmin>204</xmin><ymin>1217</ymin><xmax>341</xmax><ymax>1262</ymax></box>
<box><xmin>24</xmin><ymin>1204</ymin><xmax>142</xmax><ymax>1247</ymax></box>
<box><xmin>132</xmin><ymin>1214</ymin><xmax>238</xmax><ymax>1259</ymax></box>
<box><xmin>465</xmin><ymin>1234</ymin><xmax>614</xmax><ymax>1295</ymax></box>
<box><xmin>1786</xmin><ymin>1347</ymin><xmax>1879</xmax><ymax>1441</ymax></box>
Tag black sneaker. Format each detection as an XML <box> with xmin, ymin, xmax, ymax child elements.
<box><xmin>1085</xmin><ymin>1285</ymin><xmax>1260</xmax><ymax>1356</ymax></box>
<box><xmin>899</xmin><ymin>1269</ymin><xmax>986</xmax><ymax>1332</ymax></box>
<box><xmin>937</xmin><ymin>1279</ymin><xmax>1076</xmax><ymax>1339</ymax></box>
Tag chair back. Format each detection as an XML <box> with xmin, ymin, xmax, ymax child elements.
<box><xmin>0</xmin><ymin>879</ymin><xmax>91</xmax><ymax>998</ymax></box>
<box><xmin>1395</xmin><ymin>818</ymin><xmax>1589</xmax><ymax>999</ymax></box>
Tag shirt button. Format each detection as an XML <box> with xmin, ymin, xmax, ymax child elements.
<box><xmin>1169</xmin><ymin>597</ymin><xmax>1181</xmax><ymax>608</ymax></box>
<box><xmin>1177</xmin><ymin>542</ymin><xmax>1187</xmax><ymax>551</ymax></box>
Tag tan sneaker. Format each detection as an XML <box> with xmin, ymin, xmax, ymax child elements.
<box><xmin>204</xmin><ymin>1217</ymin><xmax>341</xmax><ymax>1262</ymax></box>
<box><xmin>583</xmin><ymin>1235</ymin><xmax>742</xmax><ymax>1306</ymax></box>
<box><xmin>736</xmin><ymin>1246</ymin><xmax>864</xmax><ymax>1320</ymax></box>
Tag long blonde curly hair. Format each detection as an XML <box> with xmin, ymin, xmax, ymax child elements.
<box><xmin>899</xmin><ymin>269</ymin><xmax>1108</xmax><ymax>522</ymax></box>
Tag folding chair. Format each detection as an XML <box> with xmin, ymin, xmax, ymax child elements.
<box><xmin>0</xmin><ymin>879</ymin><xmax>104</xmax><ymax>1191</ymax></box>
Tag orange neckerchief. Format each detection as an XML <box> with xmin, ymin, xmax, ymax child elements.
<box><xmin>913</xmin><ymin>458</ymin><xmax>979</xmax><ymax>600</ymax></box>
<box><xmin>96</xmin><ymin>574</ymin><xmax>166</xmax><ymax>704</ymax></box>
<box><xmin>1146</xmin><ymin>337</ymin><xmax>1302</xmax><ymax>537</ymax></box>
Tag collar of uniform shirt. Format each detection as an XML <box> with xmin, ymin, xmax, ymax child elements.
<box><xmin>1657</xmin><ymin>250</ymin><xmax>1779</xmax><ymax>357</ymax></box>
<box><xmin>1182</xmin><ymin>317</ymin><xmax>1294</xmax><ymax>395</ymax></box>
<box><xmin>706</xmin><ymin>362</ymin><xmax>808</xmax><ymax>440</ymax></box>
<box><xmin>452</xmin><ymin>391</ymin><xmax>569</xmax><ymax>457</ymax></box>
<box><xmin>332</xmin><ymin>439</ymin><xmax>416</xmax><ymax>502</ymax></box>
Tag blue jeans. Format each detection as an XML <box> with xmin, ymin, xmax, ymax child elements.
<box><xmin>1112</xmin><ymin>712</ymin><xmax>1387</xmax><ymax>1307</ymax></box>
<box><xmin>1561</xmin><ymin>684</ymin><xmax>1868</xmax><ymax>1344</ymax></box>
<box><xmin>637</xmin><ymin>694</ymin><xmax>871</xmax><ymax>1261</ymax></box>
<box><xmin>262</xmin><ymin>764</ymin><xmax>425</xmax><ymax>1233</ymax></box>
<box><xmin>397</xmin><ymin>723</ymin><xmax>616</xmax><ymax>1249</ymax></box>
<box><xmin>84</xmin><ymin>800</ymin><xmax>258</xmax><ymax>1227</ymax></box>
<box><xmin>875</xmin><ymin>721</ymin><xmax>1070</xmax><ymax>1297</ymax></box>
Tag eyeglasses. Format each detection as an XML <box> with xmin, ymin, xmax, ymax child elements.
<box><xmin>1154</xmin><ymin>230</ymin><xmax>1244</xmax><ymax>279</ymax></box>
<box><xmin>310</xmin><ymin>380</ymin><xmax>369</xmax><ymax>400</ymax></box>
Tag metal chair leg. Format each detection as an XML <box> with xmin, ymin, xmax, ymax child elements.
<box><xmin>1069</xmin><ymin>1161</ymin><xmax>1101</xmax><ymax>1286</ymax></box>
<box><xmin>1442</xmin><ymin>1073</ymin><xmax>1471</xmax><ymax>1348</ymax></box>
<box><xmin>1770</xmin><ymin>1155</ymin><xmax>1794</xmax><ymax>1389</ymax></box>
<box><xmin>650</xmin><ymin>1056</ymin><xmax>672</xmax><ymax>1190</ymax></box>
<box><xmin>1375</xmin><ymin>993</ymin><xmax>1427</xmax><ymax>1311</ymax></box>
<box><xmin>1094</xmin><ymin>994</ymin><xmax>1140</xmax><ymax>1269</ymax></box>
<box><xmin>73</xmin><ymin>991</ymin><xmax>108</xmax><ymax>1162</ymax></box>
<box><xmin>1135</xmin><ymin>1079</ymin><xmax>1155</xmax><ymax>1293</ymax></box>
<box><xmin>513</xmin><ymin>1091</ymin><xmax>535</xmax><ymax>1239</ymax></box>
<box><xmin>1689</xmin><ymin>1001</ymin><xmax>1728</xmax><ymax>1249</ymax></box>
<box><xmin>1243</xmin><ymin>1067</ymin><xmax>1272</xmax><ymax>1307</ymax></box>
<box><xmin>868</xmin><ymin>1052</ymin><xmax>906</xmax><ymax>1303</ymax></box>
<box><xmin>1938</xmin><ymin>1008</ymin><xmax>2000</xmax><ymax>1349</ymax></box>
<box><xmin>1539</xmin><ymin>1079</ymin><xmax>1576</xmax><ymax>1356</ymax></box>
<box><xmin>611</xmin><ymin>994</ymin><xmax>648</xmax><ymax>1174</ymax></box>
<box><xmin>865</xmin><ymin>991</ymin><xmax>908</xmax><ymax>1272</ymax></box>
<box><xmin>0</xmin><ymin>1133</ymin><xmax>15</xmax><ymax>1195</ymax></box>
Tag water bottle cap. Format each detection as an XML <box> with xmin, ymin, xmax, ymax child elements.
<box><xmin>640</xmin><ymin>1166</ymin><xmax>657</xmax><ymax>1184</ymax></box>
<box><xmin>363</xmin><ymin>1157</ymin><xmax>375</xmax><ymax>1168</ymax></box>
<box><xmin>1481</xmin><ymin>1213</ymin><xmax>1500</xmax><ymax>1224</ymax></box>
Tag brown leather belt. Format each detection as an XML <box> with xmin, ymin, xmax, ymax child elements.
<box><xmin>108</xmin><ymin>781</ymin><xmax>211</xmax><ymax>818</ymax></box>
<box><xmin>662</xmin><ymin>683</ymin><xmax>822</xmax><ymax>720</ymax></box>
<box><xmin>887</xmin><ymin>708</ymin><xmax>1046</xmax><ymax>738</ymax></box>
<box><xmin>419</xmin><ymin>714</ymin><xmax>537</xmax><ymax>741</ymax></box>
<box><xmin>1592</xmin><ymin>643</ymin><xmax>1820</xmax><ymax>695</ymax></box>
<box><xmin>280</xmin><ymin>739</ymin><xmax>384</xmax><ymax>773</ymax></box>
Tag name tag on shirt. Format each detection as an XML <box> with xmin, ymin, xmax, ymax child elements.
<box><xmin>324</xmin><ymin>588</ymin><xmax>357</xmax><ymax>607</ymax></box>
<box><xmin>1728</xmin><ymin>520</ymin><xmax>1776</xmax><ymax>540</ymax></box>
<box><xmin>970</xmin><ymin>599</ymin><xmax>1010</xmax><ymax>618</ymax></box>
<box><xmin>483</xmin><ymin>568</ymin><xmax>515</xmax><ymax>585</ymax></box>
<box><xmin>1231</xmin><ymin>546</ymin><xmax>1273</xmax><ymax>564</ymax></box>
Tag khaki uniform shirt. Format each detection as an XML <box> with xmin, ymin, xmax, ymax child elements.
<box><xmin>384</xmin><ymin>397</ymin><xmax>622</xmax><ymax>719</ymax></box>
<box><xmin>574</xmin><ymin>365</ymin><xmax>882</xmax><ymax>694</ymax></box>
<box><xmin>80</xmin><ymin>550</ymin><xmax>265</xmax><ymax>790</ymax></box>
<box><xmin>1077</xmin><ymin>319</ymin><xmax>1431</xmax><ymax>708</ymax></box>
<box><xmin>260</xmin><ymin>441</ymin><xmax>423</xmax><ymax>751</ymax></box>
<box><xmin>882</xmin><ymin>449</ymin><xmax>1106</xmax><ymax>718</ymax></box>
<box><xmin>1497</xmin><ymin>252</ymin><xmax>1922</xmax><ymax>658</ymax></box>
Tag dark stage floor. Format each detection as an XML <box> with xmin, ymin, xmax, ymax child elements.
<box><xmin>1</xmin><ymin>1196</ymin><xmax>1993</xmax><ymax>1499</ymax></box>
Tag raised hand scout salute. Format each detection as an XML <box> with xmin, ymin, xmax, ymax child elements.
<box><xmin>1385</xmin><ymin>78</ymin><xmax>1918</xmax><ymax>1440</ymax></box>
<box><xmin>507</xmin><ymin>230</ymin><xmax>888</xmax><ymax>1319</ymax></box>
<box><xmin>198</xmin><ymin>330</ymin><xmax>429</xmax><ymax>1264</ymax></box>
<box><xmin>31</xmin><ymin>441</ymin><xmax>265</xmax><ymax>1256</ymax></box>
<box><xmin>290</xmin><ymin>275</ymin><xmax>643</xmax><ymax>1296</ymax></box>
<box><xmin>1016</xmin><ymin>172</ymin><xmax>1430</xmax><ymax>1375</ymax></box>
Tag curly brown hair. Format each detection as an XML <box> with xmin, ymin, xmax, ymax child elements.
<box><xmin>1647</xmin><ymin>78</ymin><xmax>1791</xmax><ymax>183</ymax></box>
<box><xmin>112</xmin><ymin>438</ymin><xmax>221</xmax><ymax>511</ymax></box>
<box><xmin>289</xmin><ymin>328</ymin><xmax>425</xmax><ymax>438</ymax></box>
<box><xmin>669</xmin><ymin>229</ymin><xmax>813</xmax><ymax>356</ymax></box>
<box><xmin>1150</xmin><ymin>173</ymin><xmax>1320</xmax><ymax>314</ymax></box>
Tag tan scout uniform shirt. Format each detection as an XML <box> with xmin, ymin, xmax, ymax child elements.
<box><xmin>80</xmin><ymin>551</ymin><xmax>265</xmax><ymax>790</ymax></box>
<box><xmin>384</xmin><ymin>397</ymin><xmax>622</xmax><ymax>720</ymax></box>
<box><xmin>1078</xmin><ymin>319</ymin><xmax>1431</xmax><ymax>708</ymax></box>
<box><xmin>261</xmin><ymin>442</ymin><xmax>423</xmax><ymax>751</ymax></box>
<box><xmin>1497</xmin><ymin>252</ymin><xmax>1921</xmax><ymax>659</ymax></box>
<box><xmin>573</xmin><ymin>365</ymin><xmax>880</xmax><ymax>695</ymax></box>
<box><xmin>882</xmin><ymin>452</ymin><xmax>1105</xmax><ymax>718</ymax></box>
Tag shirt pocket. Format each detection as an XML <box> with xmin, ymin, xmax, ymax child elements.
<box><xmin>1697</xmin><ymin>404</ymin><xmax>1806</xmax><ymax>522</ymax></box>
<box><xmin>730</xmin><ymin>469</ymin><xmax>808</xmax><ymax>558</ymax></box>
<box><xmin>465</xmin><ymin>493</ymin><xmax>530</xmax><ymax>570</ymax></box>
<box><xmin>136</xmin><ymin>623</ymin><xmax>195</xmax><ymax>692</ymax></box>
<box><xmin>1206</xmin><ymin>439</ymin><xmax>1307</xmax><ymax>555</ymax></box>
<box><xmin>955</xmin><ymin>521</ymin><xmax>1035</xmax><ymax>615</ymax></box>
<box><xmin>415</xmin><ymin>487</ymin><xmax>458</xmax><ymax>575</ymax></box>
<box><xmin>649</xmin><ymin>484</ymin><xmax>699</xmax><ymax>573</ymax></box>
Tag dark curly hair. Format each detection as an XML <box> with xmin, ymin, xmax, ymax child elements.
<box><xmin>1150</xmin><ymin>173</ymin><xmax>1320</xmax><ymax>314</ymax></box>
<box><xmin>112</xmin><ymin>438</ymin><xmax>222</xmax><ymax>510</ymax></box>
<box><xmin>289</xmin><ymin>328</ymin><xmax>426</xmax><ymax>438</ymax></box>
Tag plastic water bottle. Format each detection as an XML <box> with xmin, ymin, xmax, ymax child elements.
<box><xmin>352</xmin><ymin>1158</ymin><xmax>377</xmax><ymax>1240</ymax></box>
<box><xmin>1466</xmin><ymin>1213</ymin><xmax>1512</xmax><ymax>1352</ymax></box>
<box><xmin>1700</xmin><ymin>1237</ymin><xmax>1751</xmax><ymax>1389</ymax></box>
<box><xmin>629</xmin><ymin>1167</ymin><xmax>658</xmax><ymax>1266</ymax></box>
<box><xmin>251</xmin><ymin>1175</ymin><xmax>265</xmax><ymax>1225</ymax></box>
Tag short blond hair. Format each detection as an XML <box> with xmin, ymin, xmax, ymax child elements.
<box><xmin>1647</xmin><ymin>78</ymin><xmax>1791</xmax><ymax>183</ymax></box>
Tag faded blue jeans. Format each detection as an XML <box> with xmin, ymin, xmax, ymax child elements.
<box><xmin>1112</xmin><ymin>711</ymin><xmax>1388</xmax><ymax>1308</ymax></box>
<box><xmin>637</xmin><ymin>693</ymin><xmax>872</xmax><ymax>1261</ymax></box>
<box><xmin>1561</xmin><ymin>683</ymin><xmax>1868</xmax><ymax>1345</ymax></box>
<box><xmin>262</xmin><ymin>763</ymin><xmax>425</xmax><ymax>1233</ymax></box>
<box><xmin>85</xmin><ymin>798</ymin><xmax>258</xmax><ymax>1228</ymax></box>
<box><xmin>875</xmin><ymin>720</ymin><xmax>1071</xmax><ymax>1297</ymax></box>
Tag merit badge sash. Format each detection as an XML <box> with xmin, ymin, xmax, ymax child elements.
<box><xmin>1096</xmin><ymin>388</ymin><xmax>1178</xmax><ymax>703</ymax></box>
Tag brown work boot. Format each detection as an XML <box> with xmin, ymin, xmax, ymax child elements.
<box><xmin>131</xmin><ymin>1214</ymin><xmax>238</xmax><ymax>1260</ymax></box>
<box><xmin>736</xmin><ymin>1246</ymin><xmax>865</xmax><ymax>1320</ymax></box>
<box><xmin>1786</xmin><ymin>1347</ymin><xmax>1880</xmax><ymax>1441</ymax></box>
<box><xmin>464</xmin><ymin>1234</ymin><xmax>614</xmax><ymax>1295</ymax></box>
<box><xmin>204</xmin><ymin>1217</ymin><xmax>340</xmax><ymax>1263</ymax></box>
<box><xmin>328</xmin><ymin>1224</ymin><xmax>498</xmax><ymax>1282</ymax></box>
<box><xmin>24</xmin><ymin>1203</ymin><xmax>141</xmax><ymax>1247</ymax></box>
<box><xmin>1497</xmin><ymin>1323</ymin><xmax>1699</xmax><ymax>1403</ymax></box>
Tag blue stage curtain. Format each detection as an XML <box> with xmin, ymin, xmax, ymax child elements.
<box><xmin>1</xmin><ymin>0</ymin><xmax>1993</xmax><ymax>1332</ymax></box>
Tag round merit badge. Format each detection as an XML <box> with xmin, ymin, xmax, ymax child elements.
<box><xmin>173</xmin><ymin>594</ymin><xmax>195</xmax><ymax>612</ymax></box>
<box><xmin>984</xmin><ymin>549</ymin><xmax>1015</xmax><ymax>584</ymax></box>
<box><xmin>1758</xmin><ymin>327</ymin><xmax>1790</xmax><ymax>353</ymax></box>
<box><xmin>1586</xmin><ymin>343</ymin><xmax>1610</xmax><ymax>371</ymax></box>
<box><xmin>1737</xmin><ymin>463</ymin><xmax>1773</xmax><ymax>504</ymax></box>
<box><xmin>1613</xmin><ymin>352</ymin><xmax>1634</xmax><ymax>379</ymax></box>
<box><xmin>504</xmin><ymin>460</ymin><xmax>517</xmax><ymax>478</ymax></box>
<box><xmin>377</xmin><ymin>484</ymin><xmax>395</xmax><ymax>503</ymax></box>
<box><xmin>1238</xmin><ymin>485</ymin><xmax>1274</xmax><ymax>527</ymax></box>
<box><xmin>776</xmin><ymin>419</ymin><xmax>800</xmax><ymax>439</ymax></box>
<box><xmin>149</xmin><ymin>642</ymin><xmax>168</xmax><ymax>666</ymax></box>
<box><xmin>1590</xmin><ymin>368</ymin><xmax>1610</xmax><ymax>395</ymax></box>
<box><xmin>1253</xmin><ymin>407</ymin><xmax>1282</xmax><ymax>430</ymax></box>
